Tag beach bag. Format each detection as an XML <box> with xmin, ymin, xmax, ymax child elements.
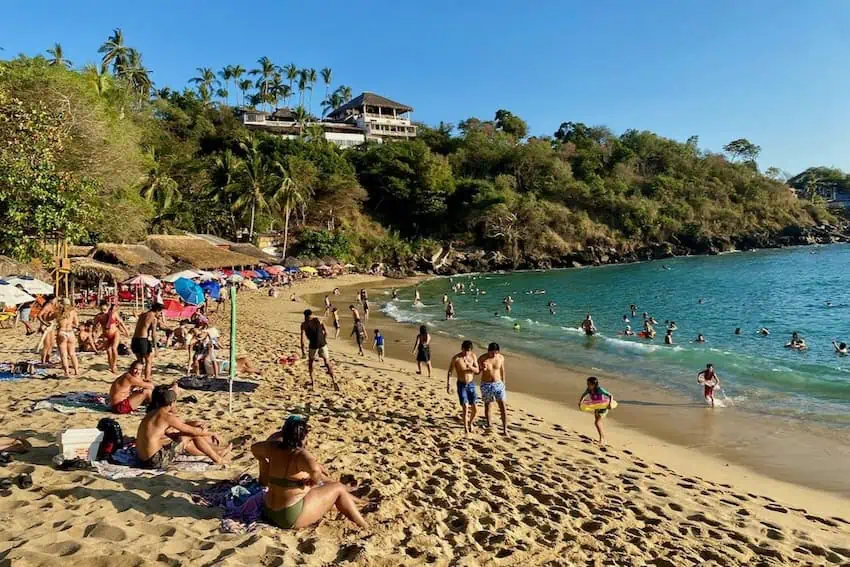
<box><xmin>117</xmin><ymin>343</ymin><xmax>130</xmax><ymax>356</ymax></box>
<box><xmin>96</xmin><ymin>418</ymin><xmax>124</xmax><ymax>461</ymax></box>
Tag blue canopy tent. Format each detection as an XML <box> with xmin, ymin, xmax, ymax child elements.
<box><xmin>200</xmin><ymin>280</ymin><xmax>221</xmax><ymax>300</ymax></box>
<box><xmin>255</xmin><ymin>269</ymin><xmax>271</xmax><ymax>279</ymax></box>
<box><xmin>173</xmin><ymin>277</ymin><xmax>205</xmax><ymax>306</ymax></box>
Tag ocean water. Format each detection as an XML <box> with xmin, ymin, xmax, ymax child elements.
<box><xmin>380</xmin><ymin>244</ymin><xmax>850</xmax><ymax>427</ymax></box>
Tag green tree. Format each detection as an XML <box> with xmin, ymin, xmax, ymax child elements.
<box><xmin>98</xmin><ymin>28</ymin><xmax>128</xmax><ymax>75</ymax></box>
<box><xmin>251</xmin><ymin>56</ymin><xmax>275</xmax><ymax>111</ymax></box>
<box><xmin>190</xmin><ymin>67</ymin><xmax>218</xmax><ymax>98</ymax></box>
<box><xmin>282</xmin><ymin>63</ymin><xmax>298</xmax><ymax>106</ymax></box>
<box><xmin>233</xmin><ymin>138</ymin><xmax>273</xmax><ymax>240</ymax></box>
<box><xmin>218</xmin><ymin>65</ymin><xmax>234</xmax><ymax>105</ymax></box>
<box><xmin>230</xmin><ymin>65</ymin><xmax>246</xmax><ymax>106</ymax></box>
<box><xmin>320</xmin><ymin>67</ymin><xmax>332</xmax><ymax>106</ymax></box>
<box><xmin>723</xmin><ymin>138</ymin><xmax>761</xmax><ymax>163</ymax></box>
<box><xmin>270</xmin><ymin>162</ymin><xmax>309</xmax><ymax>258</ymax></box>
<box><xmin>46</xmin><ymin>43</ymin><xmax>72</xmax><ymax>68</ymax></box>
<box><xmin>238</xmin><ymin>79</ymin><xmax>253</xmax><ymax>108</ymax></box>
<box><xmin>494</xmin><ymin>109</ymin><xmax>528</xmax><ymax>139</ymax></box>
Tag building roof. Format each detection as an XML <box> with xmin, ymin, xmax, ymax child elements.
<box><xmin>229</xmin><ymin>243</ymin><xmax>279</xmax><ymax>263</ymax></box>
<box><xmin>145</xmin><ymin>235</ymin><xmax>262</xmax><ymax>269</ymax></box>
<box><xmin>327</xmin><ymin>92</ymin><xmax>413</xmax><ymax>119</ymax></box>
<box><xmin>68</xmin><ymin>245</ymin><xmax>94</xmax><ymax>258</ymax></box>
<box><xmin>194</xmin><ymin>233</ymin><xmax>236</xmax><ymax>247</ymax></box>
<box><xmin>270</xmin><ymin>107</ymin><xmax>296</xmax><ymax>120</ymax></box>
<box><xmin>70</xmin><ymin>259</ymin><xmax>129</xmax><ymax>282</ymax></box>
<box><xmin>93</xmin><ymin>244</ymin><xmax>171</xmax><ymax>276</ymax></box>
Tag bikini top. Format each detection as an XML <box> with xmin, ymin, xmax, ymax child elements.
<box><xmin>269</xmin><ymin>449</ymin><xmax>309</xmax><ymax>489</ymax></box>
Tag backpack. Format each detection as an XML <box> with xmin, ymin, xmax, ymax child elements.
<box><xmin>96</xmin><ymin>418</ymin><xmax>124</xmax><ymax>461</ymax></box>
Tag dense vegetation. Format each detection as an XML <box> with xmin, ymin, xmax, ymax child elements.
<box><xmin>0</xmin><ymin>32</ymin><xmax>839</xmax><ymax>267</ymax></box>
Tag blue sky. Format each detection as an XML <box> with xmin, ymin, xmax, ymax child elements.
<box><xmin>2</xmin><ymin>0</ymin><xmax>849</xmax><ymax>174</ymax></box>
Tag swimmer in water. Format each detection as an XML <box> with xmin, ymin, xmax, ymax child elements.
<box><xmin>548</xmin><ymin>300</ymin><xmax>557</xmax><ymax>315</ymax></box>
<box><xmin>757</xmin><ymin>327</ymin><xmax>770</xmax><ymax>336</ymax></box>
<box><xmin>734</xmin><ymin>327</ymin><xmax>742</xmax><ymax>335</ymax></box>
<box><xmin>642</xmin><ymin>319</ymin><xmax>656</xmax><ymax>339</ymax></box>
<box><xmin>581</xmin><ymin>314</ymin><xmax>597</xmax><ymax>336</ymax></box>
<box><xmin>785</xmin><ymin>332</ymin><xmax>806</xmax><ymax>350</ymax></box>
<box><xmin>664</xmin><ymin>329</ymin><xmax>673</xmax><ymax>345</ymax></box>
<box><xmin>833</xmin><ymin>340</ymin><xmax>848</xmax><ymax>355</ymax></box>
<box><xmin>513</xmin><ymin>323</ymin><xmax>521</xmax><ymax>331</ymax></box>
<box><xmin>694</xmin><ymin>334</ymin><xmax>706</xmax><ymax>343</ymax></box>
<box><xmin>667</xmin><ymin>321</ymin><xmax>678</xmax><ymax>331</ymax></box>
<box><xmin>630</xmin><ymin>304</ymin><xmax>637</xmax><ymax>317</ymax></box>
<box><xmin>698</xmin><ymin>298</ymin><xmax>704</xmax><ymax>304</ymax></box>
<box><xmin>623</xmin><ymin>325</ymin><xmax>634</xmax><ymax>336</ymax></box>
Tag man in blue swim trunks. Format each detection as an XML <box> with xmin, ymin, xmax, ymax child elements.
<box><xmin>478</xmin><ymin>343</ymin><xmax>508</xmax><ymax>436</ymax></box>
<box><xmin>447</xmin><ymin>340</ymin><xmax>480</xmax><ymax>434</ymax></box>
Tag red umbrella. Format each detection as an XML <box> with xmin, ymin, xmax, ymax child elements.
<box><xmin>265</xmin><ymin>266</ymin><xmax>283</xmax><ymax>275</ymax></box>
<box><xmin>241</xmin><ymin>270</ymin><xmax>258</xmax><ymax>278</ymax></box>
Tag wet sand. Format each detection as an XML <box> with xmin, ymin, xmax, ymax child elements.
<box><xmin>0</xmin><ymin>273</ymin><xmax>848</xmax><ymax>566</ymax></box>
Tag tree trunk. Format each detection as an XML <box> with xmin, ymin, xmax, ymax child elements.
<box><xmin>249</xmin><ymin>202</ymin><xmax>256</xmax><ymax>241</ymax></box>
<box><xmin>282</xmin><ymin>206</ymin><xmax>291</xmax><ymax>259</ymax></box>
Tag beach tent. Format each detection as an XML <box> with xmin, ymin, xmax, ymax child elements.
<box><xmin>2</xmin><ymin>276</ymin><xmax>53</xmax><ymax>295</ymax></box>
<box><xmin>163</xmin><ymin>270</ymin><xmax>201</xmax><ymax>283</ymax></box>
<box><xmin>123</xmin><ymin>274</ymin><xmax>161</xmax><ymax>287</ymax></box>
<box><xmin>200</xmin><ymin>280</ymin><xmax>221</xmax><ymax>300</ymax></box>
<box><xmin>173</xmin><ymin>277</ymin><xmax>205</xmax><ymax>305</ymax></box>
<box><xmin>0</xmin><ymin>282</ymin><xmax>36</xmax><ymax>306</ymax></box>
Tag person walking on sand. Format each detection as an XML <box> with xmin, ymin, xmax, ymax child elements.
<box><xmin>478</xmin><ymin>343</ymin><xmax>508</xmax><ymax>435</ymax></box>
<box><xmin>136</xmin><ymin>385</ymin><xmax>230</xmax><ymax>468</ymax></box>
<box><xmin>578</xmin><ymin>376</ymin><xmax>614</xmax><ymax>445</ymax></box>
<box><xmin>330</xmin><ymin>307</ymin><xmax>341</xmax><ymax>339</ymax></box>
<box><xmin>37</xmin><ymin>295</ymin><xmax>58</xmax><ymax>364</ymax></box>
<box><xmin>300</xmin><ymin>310</ymin><xmax>339</xmax><ymax>391</ymax></box>
<box><xmin>109</xmin><ymin>360</ymin><xmax>153</xmax><ymax>414</ymax></box>
<box><xmin>348</xmin><ymin>304</ymin><xmax>361</xmax><ymax>322</ymax></box>
<box><xmin>351</xmin><ymin>318</ymin><xmax>366</xmax><ymax>356</ymax></box>
<box><xmin>697</xmin><ymin>364</ymin><xmax>721</xmax><ymax>408</ymax></box>
<box><xmin>251</xmin><ymin>415</ymin><xmax>369</xmax><ymax>530</ymax></box>
<box><xmin>132</xmin><ymin>303</ymin><xmax>163</xmax><ymax>383</ymax></box>
<box><xmin>372</xmin><ymin>329</ymin><xmax>385</xmax><ymax>362</ymax></box>
<box><xmin>323</xmin><ymin>295</ymin><xmax>332</xmax><ymax>318</ymax></box>
<box><xmin>448</xmin><ymin>340</ymin><xmax>480</xmax><ymax>434</ymax></box>
<box><xmin>94</xmin><ymin>300</ymin><xmax>129</xmax><ymax>374</ymax></box>
<box><xmin>55</xmin><ymin>298</ymin><xmax>80</xmax><ymax>377</ymax></box>
<box><xmin>413</xmin><ymin>325</ymin><xmax>432</xmax><ymax>377</ymax></box>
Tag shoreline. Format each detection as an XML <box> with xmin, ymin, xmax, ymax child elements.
<box><xmin>307</xmin><ymin>276</ymin><xmax>850</xmax><ymax>504</ymax></box>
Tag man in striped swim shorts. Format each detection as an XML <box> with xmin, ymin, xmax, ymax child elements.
<box><xmin>478</xmin><ymin>342</ymin><xmax>508</xmax><ymax>436</ymax></box>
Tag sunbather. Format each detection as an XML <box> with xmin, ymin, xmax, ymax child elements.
<box><xmin>136</xmin><ymin>385</ymin><xmax>230</xmax><ymax>469</ymax></box>
<box><xmin>108</xmin><ymin>361</ymin><xmax>153</xmax><ymax>414</ymax></box>
<box><xmin>251</xmin><ymin>415</ymin><xmax>369</xmax><ymax>530</ymax></box>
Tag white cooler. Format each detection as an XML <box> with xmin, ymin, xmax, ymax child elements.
<box><xmin>57</xmin><ymin>428</ymin><xmax>104</xmax><ymax>462</ymax></box>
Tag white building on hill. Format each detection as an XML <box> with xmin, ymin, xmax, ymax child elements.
<box><xmin>240</xmin><ymin>92</ymin><xmax>416</xmax><ymax>148</ymax></box>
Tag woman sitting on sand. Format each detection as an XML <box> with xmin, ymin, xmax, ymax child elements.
<box><xmin>251</xmin><ymin>415</ymin><xmax>369</xmax><ymax>530</ymax></box>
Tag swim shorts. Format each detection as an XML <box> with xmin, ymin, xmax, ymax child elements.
<box><xmin>309</xmin><ymin>346</ymin><xmax>329</xmax><ymax>360</ymax></box>
<box><xmin>704</xmin><ymin>385</ymin><xmax>716</xmax><ymax>398</ymax></box>
<box><xmin>481</xmin><ymin>381</ymin><xmax>506</xmax><ymax>403</ymax></box>
<box><xmin>457</xmin><ymin>381</ymin><xmax>478</xmax><ymax>406</ymax></box>
<box><xmin>112</xmin><ymin>398</ymin><xmax>133</xmax><ymax>415</ymax></box>
<box><xmin>131</xmin><ymin>337</ymin><xmax>153</xmax><ymax>356</ymax></box>
<box><xmin>139</xmin><ymin>440</ymin><xmax>184</xmax><ymax>470</ymax></box>
<box><xmin>376</xmin><ymin>345</ymin><xmax>385</xmax><ymax>357</ymax></box>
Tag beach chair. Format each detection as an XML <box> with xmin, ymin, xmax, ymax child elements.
<box><xmin>162</xmin><ymin>298</ymin><xmax>198</xmax><ymax>320</ymax></box>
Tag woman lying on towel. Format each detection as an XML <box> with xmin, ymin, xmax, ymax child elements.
<box><xmin>251</xmin><ymin>416</ymin><xmax>369</xmax><ymax>530</ymax></box>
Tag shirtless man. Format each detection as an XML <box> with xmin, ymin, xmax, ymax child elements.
<box><xmin>478</xmin><ymin>343</ymin><xmax>508</xmax><ymax>435</ymax></box>
<box><xmin>109</xmin><ymin>360</ymin><xmax>153</xmax><ymax>414</ymax></box>
<box><xmin>300</xmin><ymin>309</ymin><xmax>339</xmax><ymax>391</ymax></box>
<box><xmin>348</xmin><ymin>304</ymin><xmax>361</xmax><ymax>322</ymax></box>
<box><xmin>132</xmin><ymin>303</ymin><xmax>163</xmax><ymax>382</ymax></box>
<box><xmin>37</xmin><ymin>295</ymin><xmax>58</xmax><ymax>364</ymax></box>
<box><xmin>697</xmin><ymin>363</ymin><xmax>721</xmax><ymax>408</ymax></box>
<box><xmin>136</xmin><ymin>385</ymin><xmax>229</xmax><ymax>469</ymax></box>
<box><xmin>447</xmin><ymin>340</ymin><xmax>480</xmax><ymax>434</ymax></box>
<box><xmin>323</xmin><ymin>295</ymin><xmax>332</xmax><ymax>317</ymax></box>
<box><xmin>94</xmin><ymin>301</ymin><xmax>129</xmax><ymax>373</ymax></box>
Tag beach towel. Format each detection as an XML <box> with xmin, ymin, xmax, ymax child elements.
<box><xmin>32</xmin><ymin>392</ymin><xmax>108</xmax><ymax>413</ymax></box>
<box><xmin>92</xmin><ymin>446</ymin><xmax>216</xmax><ymax>479</ymax></box>
<box><xmin>178</xmin><ymin>376</ymin><xmax>259</xmax><ymax>393</ymax></box>
<box><xmin>193</xmin><ymin>473</ymin><xmax>266</xmax><ymax>533</ymax></box>
<box><xmin>0</xmin><ymin>362</ymin><xmax>50</xmax><ymax>381</ymax></box>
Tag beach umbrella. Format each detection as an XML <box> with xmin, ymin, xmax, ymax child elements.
<box><xmin>196</xmin><ymin>270</ymin><xmax>216</xmax><ymax>281</ymax></box>
<box><xmin>242</xmin><ymin>279</ymin><xmax>258</xmax><ymax>290</ymax></box>
<box><xmin>241</xmin><ymin>270</ymin><xmax>259</xmax><ymax>278</ymax></box>
<box><xmin>265</xmin><ymin>266</ymin><xmax>283</xmax><ymax>275</ymax></box>
<box><xmin>299</xmin><ymin>266</ymin><xmax>317</xmax><ymax>274</ymax></box>
<box><xmin>123</xmin><ymin>274</ymin><xmax>161</xmax><ymax>287</ymax></box>
<box><xmin>163</xmin><ymin>270</ymin><xmax>200</xmax><ymax>283</ymax></box>
<box><xmin>1</xmin><ymin>276</ymin><xmax>53</xmax><ymax>295</ymax></box>
<box><xmin>227</xmin><ymin>273</ymin><xmax>244</xmax><ymax>283</ymax></box>
<box><xmin>200</xmin><ymin>280</ymin><xmax>221</xmax><ymax>300</ymax></box>
<box><xmin>173</xmin><ymin>277</ymin><xmax>205</xmax><ymax>305</ymax></box>
<box><xmin>0</xmin><ymin>282</ymin><xmax>35</xmax><ymax>306</ymax></box>
<box><xmin>255</xmin><ymin>269</ymin><xmax>271</xmax><ymax>279</ymax></box>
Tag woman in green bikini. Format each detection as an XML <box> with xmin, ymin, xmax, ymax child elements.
<box><xmin>251</xmin><ymin>415</ymin><xmax>370</xmax><ymax>530</ymax></box>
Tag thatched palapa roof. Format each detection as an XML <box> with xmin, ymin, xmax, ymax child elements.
<box><xmin>68</xmin><ymin>245</ymin><xmax>94</xmax><ymax>258</ymax></box>
<box><xmin>327</xmin><ymin>92</ymin><xmax>413</xmax><ymax>120</ymax></box>
<box><xmin>229</xmin><ymin>243</ymin><xmax>278</xmax><ymax>264</ymax></box>
<box><xmin>145</xmin><ymin>235</ymin><xmax>260</xmax><ymax>269</ymax></box>
<box><xmin>93</xmin><ymin>244</ymin><xmax>170</xmax><ymax>276</ymax></box>
<box><xmin>70</xmin><ymin>259</ymin><xmax>129</xmax><ymax>281</ymax></box>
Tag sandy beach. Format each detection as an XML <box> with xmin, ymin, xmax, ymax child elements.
<box><xmin>1</xmin><ymin>273</ymin><xmax>849</xmax><ymax>566</ymax></box>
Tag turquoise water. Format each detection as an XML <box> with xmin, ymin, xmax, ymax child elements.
<box><xmin>381</xmin><ymin>244</ymin><xmax>850</xmax><ymax>427</ymax></box>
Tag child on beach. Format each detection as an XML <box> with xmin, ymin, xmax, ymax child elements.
<box><xmin>373</xmin><ymin>329</ymin><xmax>385</xmax><ymax>362</ymax></box>
<box><xmin>578</xmin><ymin>377</ymin><xmax>613</xmax><ymax>445</ymax></box>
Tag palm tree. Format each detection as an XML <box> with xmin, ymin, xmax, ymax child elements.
<box><xmin>238</xmin><ymin>79</ymin><xmax>253</xmax><ymax>108</ymax></box>
<box><xmin>307</xmin><ymin>68</ymin><xmax>318</xmax><ymax>113</ymax></box>
<box><xmin>122</xmin><ymin>48</ymin><xmax>152</xmax><ymax>99</ymax></box>
<box><xmin>231</xmin><ymin>65</ymin><xmax>246</xmax><ymax>106</ymax></box>
<box><xmin>46</xmin><ymin>43</ymin><xmax>72</xmax><ymax>68</ymax></box>
<box><xmin>210</xmin><ymin>149</ymin><xmax>242</xmax><ymax>234</ymax></box>
<box><xmin>139</xmin><ymin>148</ymin><xmax>181</xmax><ymax>209</ymax></box>
<box><xmin>297</xmin><ymin>69</ymin><xmax>309</xmax><ymax>108</ymax></box>
<box><xmin>250</xmin><ymin>56</ymin><xmax>275</xmax><ymax>111</ymax></box>
<box><xmin>321</xmin><ymin>92</ymin><xmax>343</xmax><ymax>117</ymax></box>
<box><xmin>234</xmin><ymin>138</ymin><xmax>273</xmax><ymax>241</ymax></box>
<box><xmin>269</xmin><ymin>163</ymin><xmax>307</xmax><ymax>259</ymax></box>
<box><xmin>218</xmin><ymin>65</ymin><xmax>234</xmax><ymax>105</ymax></box>
<box><xmin>269</xmin><ymin>74</ymin><xmax>286</xmax><ymax>109</ymax></box>
<box><xmin>282</xmin><ymin>63</ymin><xmax>298</xmax><ymax>105</ymax></box>
<box><xmin>83</xmin><ymin>62</ymin><xmax>111</xmax><ymax>97</ymax></box>
<box><xmin>190</xmin><ymin>67</ymin><xmax>218</xmax><ymax>93</ymax></box>
<box><xmin>320</xmin><ymin>67</ymin><xmax>332</xmax><ymax>104</ymax></box>
<box><xmin>197</xmin><ymin>83</ymin><xmax>213</xmax><ymax>107</ymax></box>
<box><xmin>293</xmin><ymin>105</ymin><xmax>309</xmax><ymax>137</ymax></box>
<box><xmin>335</xmin><ymin>85</ymin><xmax>353</xmax><ymax>103</ymax></box>
<box><xmin>216</xmin><ymin>87</ymin><xmax>229</xmax><ymax>102</ymax></box>
<box><xmin>98</xmin><ymin>28</ymin><xmax>128</xmax><ymax>74</ymax></box>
